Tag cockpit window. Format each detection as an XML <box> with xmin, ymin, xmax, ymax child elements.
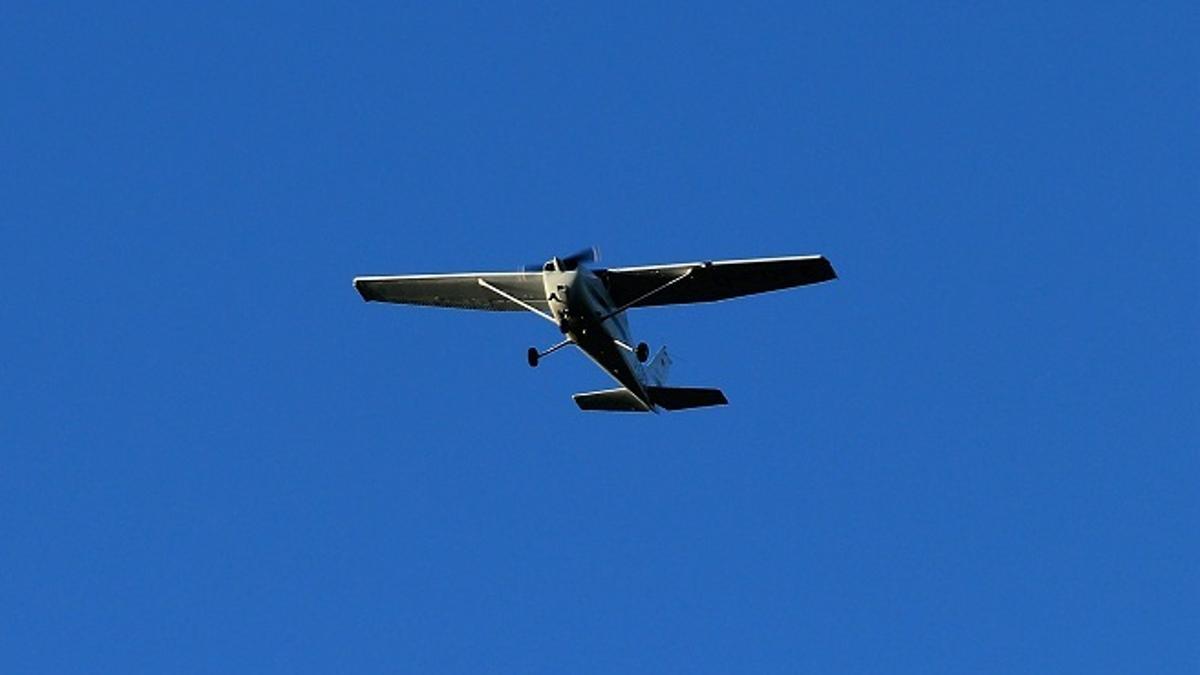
<box><xmin>543</xmin><ymin>261</ymin><xmax>555</xmax><ymax>272</ymax></box>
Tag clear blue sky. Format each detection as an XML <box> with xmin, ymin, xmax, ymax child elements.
<box><xmin>3</xmin><ymin>3</ymin><xmax>1196</xmax><ymax>672</ymax></box>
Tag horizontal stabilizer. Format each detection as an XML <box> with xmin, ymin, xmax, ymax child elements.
<box><xmin>573</xmin><ymin>388</ymin><xmax>650</xmax><ymax>412</ymax></box>
<box><xmin>573</xmin><ymin>386</ymin><xmax>728</xmax><ymax>412</ymax></box>
<box><xmin>646</xmin><ymin>386</ymin><xmax>728</xmax><ymax>410</ymax></box>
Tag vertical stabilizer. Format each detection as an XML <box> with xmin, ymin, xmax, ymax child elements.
<box><xmin>645</xmin><ymin>347</ymin><xmax>671</xmax><ymax>386</ymax></box>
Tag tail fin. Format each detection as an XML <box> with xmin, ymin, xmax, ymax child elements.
<box><xmin>645</xmin><ymin>346</ymin><xmax>672</xmax><ymax>386</ymax></box>
<box><xmin>642</xmin><ymin>348</ymin><xmax>726</xmax><ymax>410</ymax></box>
<box><xmin>646</xmin><ymin>386</ymin><xmax>728</xmax><ymax>410</ymax></box>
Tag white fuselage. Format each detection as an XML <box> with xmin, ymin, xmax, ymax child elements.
<box><xmin>542</xmin><ymin>267</ymin><xmax>651</xmax><ymax>410</ymax></box>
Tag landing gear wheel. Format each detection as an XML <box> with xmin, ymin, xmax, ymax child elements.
<box><xmin>527</xmin><ymin>347</ymin><xmax>539</xmax><ymax>368</ymax></box>
<box><xmin>636</xmin><ymin>342</ymin><xmax>650</xmax><ymax>363</ymax></box>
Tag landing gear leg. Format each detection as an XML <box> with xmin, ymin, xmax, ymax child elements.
<box><xmin>528</xmin><ymin>338</ymin><xmax>572</xmax><ymax>368</ymax></box>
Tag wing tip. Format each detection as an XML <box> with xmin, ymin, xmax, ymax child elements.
<box><xmin>820</xmin><ymin>256</ymin><xmax>838</xmax><ymax>281</ymax></box>
<box><xmin>353</xmin><ymin>277</ymin><xmax>380</xmax><ymax>302</ymax></box>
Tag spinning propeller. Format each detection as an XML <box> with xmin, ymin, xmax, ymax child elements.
<box><xmin>523</xmin><ymin>246</ymin><xmax>599</xmax><ymax>272</ymax></box>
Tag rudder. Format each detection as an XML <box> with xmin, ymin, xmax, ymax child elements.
<box><xmin>644</xmin><ymin>347</ymin><xmax>672</xmax><ymax>386</ymax></box>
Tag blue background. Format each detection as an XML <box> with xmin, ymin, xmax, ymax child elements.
<box><xmin>3</xmin><ymin>3</ymin><xmax>1196</xmax><ymax>672</ymax></box>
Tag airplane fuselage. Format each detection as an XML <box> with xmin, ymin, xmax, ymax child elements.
<box><xmin>542</xmin><ymin>266</ymin><xmax>652</xmax><ymax>410</ymax></box>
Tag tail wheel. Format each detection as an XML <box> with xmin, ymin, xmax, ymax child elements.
<box><xmin>636</xmin><ymin>342</ymin><xmax>650</xmax><ymax>363</ymax></box>
<box><xmin>527</xmin><ymin>347</ymin><xmax>539</xmax><ymax>368</ymax></box>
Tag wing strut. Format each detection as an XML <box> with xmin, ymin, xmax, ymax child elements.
<box><xmin>599</xmin><ymin>268</ymin><xmax>696</xmax><ymax>323</ymax></box>
<box><xmin>477</xmin><ymin>278</ymin><xmax>558</xmax><ymax>324</ymax></box>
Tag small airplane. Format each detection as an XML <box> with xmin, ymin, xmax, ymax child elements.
<box><xmin>354</xmin><ymin>248</ymin><xmax>836</xmax><ymax>412</ymax></box>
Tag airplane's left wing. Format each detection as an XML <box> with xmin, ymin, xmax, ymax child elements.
<box><xmin>354</xmin><ymin>271</ymin><xmax>549</xmax><ymax>312</ymax></box>
<box><xmin>597</xmin><ymin>254</ymin><xmax>835</xmax><ymax>309</ymax></box>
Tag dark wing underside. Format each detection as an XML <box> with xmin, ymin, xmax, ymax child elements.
<box><xmin>598</xmin><ymin>255</ymin><xmax>835</xmax><ymax>308</ymax></box>
<box><xmin>354</xmin><ymin>272</ymin><xmax>549</xmax><ymax>312</ymax></box>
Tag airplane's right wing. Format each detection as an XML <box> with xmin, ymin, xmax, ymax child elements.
<box><xmin>354</xmin><ymin>271</ymin><xmax>549</xmax><ymax>312</ymax></box>
<box><xmin>597</xmin><ymin>254</ymin><xmax>835</xmax><ymax>309</ymax></box>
